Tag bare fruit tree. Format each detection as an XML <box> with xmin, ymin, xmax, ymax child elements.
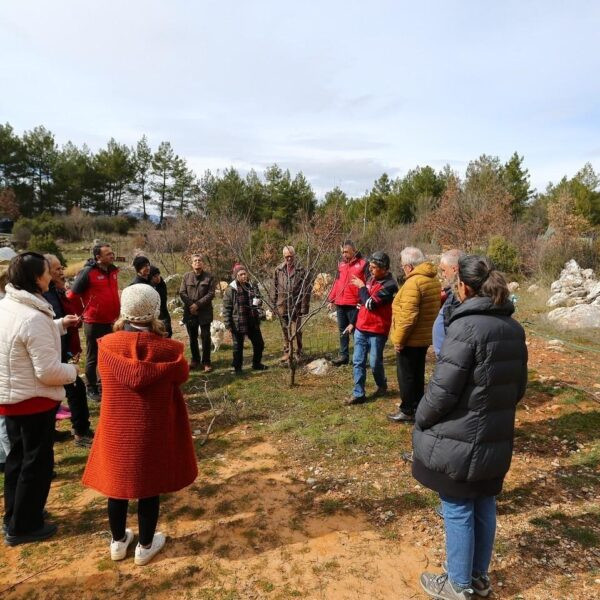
<box><xmin>186</xmin><ymin>210</ymin><xmax>345</xmax><ymax>385</ymax></box>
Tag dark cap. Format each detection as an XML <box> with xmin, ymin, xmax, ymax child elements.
<box><xmin>369</xmin><ymin>251</ymin><xmax>390</xmax><ymax>270</ymax></box>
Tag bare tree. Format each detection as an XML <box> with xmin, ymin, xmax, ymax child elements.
<box><xmin>186</xmin><ymin>210</ymin><xmax>344</xmax><ymax>385</ymax></box>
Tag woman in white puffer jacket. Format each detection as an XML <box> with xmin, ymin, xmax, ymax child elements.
<box><xmin>0</xmin><ymin>252</ymin><xmax>79</xmax><ymax>546</ymax></box>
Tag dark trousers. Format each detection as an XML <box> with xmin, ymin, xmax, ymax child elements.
<box><xmin>232</xmin><ymin>325</ymin><xmax>264</xmax><ymax>370</ymax></box>
<box><xmin>3</xmin><ymin>409</ymin><xmax>56</xmax><ymax>535</ymax></box>
<box><xmin>162</xmin><ymin>318</ymin><xmax>173</xmax><ymax>339</ymax></box>
<box><xmin>83</xmin><ymin>322</ymin><xmax>113</xmax><ymax>388</ymax></box>
<box><xmin>108</xmin><ymin>496</ymin><xmax>159</xmax><ymax>546</ymax></box>
<box><xmin>336</xmin><ymin>305</ymin><xmax>358</xmax><ymax>360</ymax></box>
<box><xmin>64</xmin><ymin>376</ymin><xmax>91</xmax><ymax>435</ymax></box>
<box><xmin>396</xmin><ymin>345</ymin><xmax>429</xmax><ymax>415</ymax></box>
<box><xmin>185</xmin><ymin>320</ymin><xmax>211</xmax><ymax>365</ymax></box>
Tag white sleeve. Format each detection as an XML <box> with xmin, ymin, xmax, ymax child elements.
<box><xmin>21</xmin><ymin>318</ymin><xmax>77</xmax><ymax>386</ymax></box>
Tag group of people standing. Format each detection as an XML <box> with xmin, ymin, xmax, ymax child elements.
<box><xmin>327</xmin><ymin>242</ymin><xmax>528</xmax><ymax>600</ymax></box>
<box><xmin>0</xmin><ymin>239</ymin><xmax>529</xmax><ymax>597</ymax></box>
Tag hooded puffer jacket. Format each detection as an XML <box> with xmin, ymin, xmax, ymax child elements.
<box><xmin>412</xmin><ymin>296</ymin><xmax>528</xmax><ymax>498</ymax></box>
<box><xmin>82</xmin><ymin>330</ymin><xmax>197</xmax><ymax>499</ymax></box>
<box><xmin>0</xmin><ymin>284</ymin><xmax>77</xmax><ymax>405</ymax></box>
<box><xmin>390</xmin><ymin>262</ymin><xmax>441</xmax><ymax>347</ymax></box>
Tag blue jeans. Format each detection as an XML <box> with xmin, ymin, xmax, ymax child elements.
<box><xmin>440</xmin><ymin>495</ymin><xmax>496</xmax><ymax>588</ymax></box>
<box><xmin>352</xmin><ymin>329</ymin><xmax>387</xmax><ymax>398</ymax></box>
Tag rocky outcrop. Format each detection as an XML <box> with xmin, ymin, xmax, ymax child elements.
<box><xmin>547</xmin><ymin>304</ymin><xmax>600</xmax><ymax>330</ymax></box>
<box><xmin>547</xmin><ymin>260</ymin><xmax>600</xmax><ymax>308</ymax></box>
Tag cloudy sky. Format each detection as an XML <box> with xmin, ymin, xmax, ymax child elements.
<box><xmin>1</xmin><ymin>1</ymin><xmax>599</xmax><ymax>197</ymax></box>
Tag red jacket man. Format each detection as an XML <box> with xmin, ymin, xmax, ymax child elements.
<box><xmin>68</xmin><ymin>244</ymin><xmax>120</xmax><ymax>401</ymax></box>
<box><xmin>328</xmin><ymin>241</ymin><xmax>369</xmax><ymax>366</ymax></box>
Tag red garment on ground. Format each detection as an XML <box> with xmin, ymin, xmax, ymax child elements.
<box><xmin>82</xmin><ymin>331</ymin><xmax>198</xmax><ymax>499</ymax></box>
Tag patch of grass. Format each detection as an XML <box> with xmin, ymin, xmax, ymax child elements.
<box><xmin>57</xmin><ymin>482</ymin><xmax>81</xmax><ymax>503</ymax></box>
<box><xmin>563</xmin><ymin>526</ymin><xmax>599</xmax><ymax>548</ymax></box>
<box><xmin>214</xmin><ymin>500</ymin><xmax>237</xmax><ymax>515</ymax></box>
<box><xmin>320</xmin><ymin>498</ymin><xmax>344</xmax><ymax>515</ymax></box>
<box><xmin>398</xmin><ymin>491</ymin><xmax>438</xmax><ymax>510</ymax></box>
<box><xmin>196</xmin><ymin>483</ymin><xmax>222</xmax><ymax>498</ymax></box>
<box><xmin>526</xmin><ymin>379</ymin><xmax>560</xmax><ymax>397</ymax></box>
<box><xmin>214</xmin><ymin>544</ymin><xmax>232</xmax><ymax>558</ymax></box>
<box><xmin>256</xmin><ymin>579</ymin><xmax>275</xmax><ymax>593</ymax></box>
<box><xmin>574</xmin><ymin>441</ymin><xmax>600</xmax><ymax>468</ymax></box>
<box><xmin>549</xmin><ymin>411</ymin><xmax>600</xmax><ymax>440</ymax></box>
<box><xmin>96</xmin><ymin>557</ymin><xmax>117</xmax><ymax>572</ymax></box>
<box><xmin>559</xmin><ymin>390</ymin><xmax>587</xmax><ymax>406</ymax></box>
<box><xmin>242</xmin><ymin>528</ymin><xmax>259</xmax><ymax>544</ymax></box>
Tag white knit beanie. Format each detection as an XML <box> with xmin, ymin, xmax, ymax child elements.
<box><xmin>120</xmin><ymin>284</ymin><xmax>160</xmax><ymax>323</ymax></box>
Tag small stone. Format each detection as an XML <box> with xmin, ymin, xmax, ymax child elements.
<box><xmin>306</xmin><ymin>478</ymin><xmax>317</xmax><ymax>486</ymax></box>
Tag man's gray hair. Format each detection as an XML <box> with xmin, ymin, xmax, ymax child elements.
<box><xmin>400</xmin><ymin>247</ymin><xmax>426</xmax><ymax>267</ymax></box>
<box><xmin>440</xmin><ymin>249</ymin><xmax>465</xmax><ymax>267</ymax></box>
<box><xmin>283</xmin><ymin>245</ymin><xmax>295</xmax><ymax>255</ymax></box>
<box><xmin>43</xmin><ymin>253</ymin><xmax>60</xmax><ymax>265</ymax></box>
<box><xmin>191</xmin><ymin>253</ymin><xmax>204</xmax><ymax>260</ymax></box>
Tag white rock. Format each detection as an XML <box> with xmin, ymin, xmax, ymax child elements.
<box><xmin>306</xmin><ymin>358</ymin><xmax>331</xmax><ymax>376</ymax></box>
<box><xmin>547</xmin><ymin>293</ymin><xmax>569</xmax><ymax>308</ymax></box>
<box><xmin>507</xmin><ymin>281</ymin><xmax>520</xmax><ymax>292</ymax></box>
<box><xmin>586</xmin><ymin>282</ymin><xmax>600</xmax><ymax>302</ymax></box>
<box><xmin>328</xmin><ymin>311</ymin><xmax>338</xmax><ymax>322</ymax></box>
<box><xmin>0</xmin><ymin>247</ymin><xmax>17</xmax><ymax>261</ymax></box>
<box><xmin>164</xmin><ymin>273</ymin><xmax>182</xmax><ymax>283</ymax></box>
<box><xmin>547</xmin><ymin>304</ymin><xmax>600</xmax><ymax>330</ymax></box>
<box><xmin>550</xmin><ymin>280</ymin><xmax>563</xmax><ymax>293</ymax></box>
<box><xmin>582</xmin><ymin>268</ymin><xmax>595</xmax><ymax>279</ymax></box>
<box><xmin>547</xmin><ymin>339</ymin><xmax>565</xmax><ymax>347</ymax></box>
<box><xmin>527</xmin><ymin>284</ymin><xmax>540</xmax><ymax>293</ymax></box>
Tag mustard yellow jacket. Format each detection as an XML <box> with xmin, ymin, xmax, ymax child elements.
<box><xmin>390</xmin><ymin>262</ymin><xmax>441</xmax><ymax>347</ymax></box>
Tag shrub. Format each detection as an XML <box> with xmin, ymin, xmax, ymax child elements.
<box><xmin>487</xmin><ymin>235</ymin><xmax>520</xmax><ymax>275</ymax></box>
<box><xmin>28</xmin><ymin>234</ymin><xmax>66</xmax><ymax>266</ymax></box>
<box><xmin>93</xmin><ymin>215</ymin><xmax>131</xmax><ymax>235</ymax></box>
<box><xmin>61</xmin><ymin>208</ymin><xmax>94</xmax><ymax>242</ymax></box>
<box><xmin>536</xmin><ymin>236</ymin><xmax>600</xmax><ymax>282</ymax></box>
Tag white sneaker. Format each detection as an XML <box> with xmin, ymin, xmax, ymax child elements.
<box><xmin>134</xmin><ymin>532</ymin><xmax>166</xmax><ymax>566</ymax></box>
<box><xmin>110</xmin><ymin>528</ymin><xmax>134</xmax><ymax>561</ymax></box>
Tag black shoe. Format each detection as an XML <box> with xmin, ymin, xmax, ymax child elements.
<box><xmin>5</xmin><ymin>523</ymin><xmax>58</xmax><ymax>546</ymax></box>
<box><xmin>230</xmin><ymin>368</ymin><xmax>243</xmax><ymax>375</ymax></box>
<box><xmin>86</xmin><ymin>386</ymin><xmax>101</xmax><ymax>402</ymax></box>
<box><xmin>387</xmin><ymin>410</ymin><xmax>415</xmax><ymax>423</ymax></box>
<box><xmin>401</xmin><ymin>451</ymin><xmax>413</xmax><ymax>463</ymax></box>
<box><xmin>331</xmin><ymin>357</ymin><xmax>349</xmax><ymax>366</ymax></box>
<box><xmin>372</xmin><ymin>385</ymin><xmax>388</xmax><ymax>398</ymax></box>
<box><xmin>344</xmin><ymin>395</ymin><xmax>367</xmax><ymax>406</ymax></box>
<box><xmin>54</xmin><ymin>429</ymin><xmax>71</xmax><ymax>442</ymax></box>
<box><xmin>3</xmin><ymin>510</ymin><xmax>50</xmax><ymax>536</ymax></box>
<box><xmin>252</xmin><ymin>364</ymin><xmax>269</xmax><ymax>371</ymax></box>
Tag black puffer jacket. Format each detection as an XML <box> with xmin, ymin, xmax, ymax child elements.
<box><xmin>412</xmin><ymin>296</ymin><xmax>528</xmax><ymax>498</ymax></box>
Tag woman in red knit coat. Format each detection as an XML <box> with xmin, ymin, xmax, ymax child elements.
<box><xmin>82</xmin><ymin>284</ymin><xmax>197</xmax><ymax>565</ymax></box>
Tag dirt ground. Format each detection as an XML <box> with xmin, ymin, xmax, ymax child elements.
<box><xmin>0</xmin><ymin>328</ymin><xmax>599</xmax><ymax>600</ymax></box>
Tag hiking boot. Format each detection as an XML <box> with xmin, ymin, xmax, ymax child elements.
<box><xmin>470</xmin><ymin>574</ymin><xmax>491</xmax><ymax>597</ymax></box>
<box><xmin>110</xmin><ymin>528</ymin><xmax>134</xmax><ymax>561</ymax></box>
<box><xmin>387</xmin><ymin>410</ymin><xmax>415</xmax><ymax>423</ymax></box>
<box><xmin>134</xmin><ymin>532</ymin><xmax>166</xmax><ymax>566</ymax></box>
<box><xmin>420</xmin><ymin>572</ymin><xmax>473</xmax><ymax>599</ymax></box>
<box><xmin>344</xmin><ymin>395</ymin><xmax>367</xmax><ymax>406</ymax></box>
<box><xmin>5</xmin><ymin>523</ymin><xmax>58</xmax><ymax>546</ymax></box>
<box><xmin>252</xmin><ymin>364</ymin><xmax>269</xmax><ymax>371</ymax></box>
<box><xmin>86</xmin><ymin>386</ymin><xmax>101</xmax><ymax>402</ymax></box>
<box><xmin>331</xmin><ymin>356</ymin><xmax>349</xmax><ymax>366</ymax></box>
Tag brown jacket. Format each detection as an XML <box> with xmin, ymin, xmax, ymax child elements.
<box><xmin>273</xmin><ymin>262</ymin><xmax>311</xmax><ymax>317</ymax></box>
<box><xmin>390</xmin><ymin>262</ymin><xmax>441</xmax><ymax>347</ymax></box>
<box><xmin>179</xmin><ymin>270</ymin><xmax>216</xmax><ymax>325</ymax></box>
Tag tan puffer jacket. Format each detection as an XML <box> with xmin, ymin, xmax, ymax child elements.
<box><xmin>0</xmin><ymin>284</ymin><xmax>78</xmax><ymax>405</ymax></box>
<box><xmin>390</xmin><ymin>262</ymin><xmax>441</xmax><ymax>347</ymax></box>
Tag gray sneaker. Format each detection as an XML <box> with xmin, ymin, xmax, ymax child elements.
<box><xmin>420</xmin><ymin>572</ymin><xmax>473</xmax><ymax>600</ymax></box>
<box><xmin>471</xmin><ymin>574</ymin><xmax>491</xmax><ymax>597</ymax></box>
<box><xmin>441</xmin><ymin>562</ymin><xmax>491</xmax><ymax>597</ymax></box>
